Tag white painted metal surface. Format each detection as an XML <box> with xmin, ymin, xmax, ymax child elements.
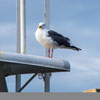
<box><xmin>44</xmin><ymin>0</ymin><xmax>50</xmax><ymax>29</ymax></box>
<box><xmin>0</xmin><ymin>51</ymin><xmax>70</xmax><ymax>76</ymax></box>
<box><xmin>16</xmin><ymin>0</ymin><xmax>20</xmax><ymax>53</ymax></box>
<box><xmin>20</xmin><ymin>0</ymin><xmax>26</xmax><ymax>54</ymax></box>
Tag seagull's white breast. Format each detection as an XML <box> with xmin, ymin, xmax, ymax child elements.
<box><xmin>35</xmin><ymin>29</ymin><xmax>58</xmax><ymax>48</ymax></box>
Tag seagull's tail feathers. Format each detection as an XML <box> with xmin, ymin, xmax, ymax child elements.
<box><xmin>70</xmin><ymin>45</ymin><xmax>81</xmax><ymax>51</ymax></box>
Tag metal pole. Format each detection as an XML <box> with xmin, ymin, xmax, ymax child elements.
<box><xmin>20</xmin><ymin>0</ymin><xmax>26</xmax><ymax>54</ymax></box>
<box><xmin>16</xmin><ymin>0</ymin><xmax>26</xmax><ymax>92</ymax></box>
<box><xmin>16</xmin><ymin>0</ymin><xmax>21</xmax><ymax>92</ymax></box>
<box><xmin>44</xmin><ymin>0</ymin><xmax>50</xmax><ymax>28</ymax></box>
<box><xmin>44</xmin><ymin>0</ymin><xmax>50</xmax><ymax>92</ymax></box>
<box><xmin>0</xmin><ymin>65</ymin><xmax>8</xmax><ymax>92</ymax></box>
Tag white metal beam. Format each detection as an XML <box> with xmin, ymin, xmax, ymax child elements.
<box><xmin>0</xmin><ymin>51</ymin><xmax>70</xmax><ymax>75</ymax></box>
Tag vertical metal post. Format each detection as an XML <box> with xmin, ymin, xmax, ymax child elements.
<box><xmin>44</xmin><ymin>0</ymin><xmax>50</xmax><ymax>92</ymax></box>
<box><xmin>16</xmin><ymin>0</ymin><xmax>26</xmax><ymax>92</ymax></box>
<box><xmin>16</xmin><ymin>0</ymin><xmax>21</xmax><ymax>92</ymax></box>
<box><xmin>44</xmin><ymin>0</ymin><xmax>50</xmax><ymax>29</ymax></box>
<box><xmin>20</xmin><ymin>0</ymin><xmax>26</xmax><ymax>54</ymax></box>
<box><xmin>0</xmin><ymin>65</ymin><xmax>8</xmax><ymax>92</ymax></box>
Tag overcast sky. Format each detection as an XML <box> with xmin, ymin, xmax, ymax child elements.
<box><xmin>0</xmin><ymin>0</ymin><xmax>100</xmax><ymax>92</ymax></box>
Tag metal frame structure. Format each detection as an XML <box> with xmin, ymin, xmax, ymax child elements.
<box><xmin>0</xmin><ymin>51</ymin><xmax>70</xmax><ymax>92</ymax></box>
<box><xmin>0</xmin><ymin>0</ymin><xmax>71</xmax><ymax>92</ymax></box>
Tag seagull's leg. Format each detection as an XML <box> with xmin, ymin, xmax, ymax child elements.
<box><xmin>48</xmin><ymin>48</ymin><xmax>53</xmax><ymax>77</ymax></box>
<box><xmin>48</xmin><ymin>48</ymin><xmax>50</xmax><ymax>58</ymax></box>
<box><xmin>51</xmin><ymin>48</ymin><xmax>54</xmax><ymax>58</ymax></box>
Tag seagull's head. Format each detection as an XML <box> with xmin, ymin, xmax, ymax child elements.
<box><xmin>38</xmin><ymin>22</ymin><xmax>46</xmax><ymax>29</ymax></box>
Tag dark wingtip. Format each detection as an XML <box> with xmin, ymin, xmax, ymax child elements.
<box><xmin>77</xmin><ymin>48</ymin><xmax>82</xmax><ymax>51</ymax></box>
<box><xmin>71</xmin><ymin>46</ymin><xmax>82</xmax><ymax>51</ymax></box>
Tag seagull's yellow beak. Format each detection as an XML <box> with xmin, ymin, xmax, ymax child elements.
<box><xmin>39</xmin><ymin>25</ymin><xmax>42</xmax><ymax>29</ymax></box>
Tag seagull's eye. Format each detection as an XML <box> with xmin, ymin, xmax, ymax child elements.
<box><xmin>39</xmin><ymin>25</ymin><xmax>42</xmax><ymax>28</ymax></box>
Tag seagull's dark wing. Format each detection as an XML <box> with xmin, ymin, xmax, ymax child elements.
<box><xmin>48</xmin><ymin>30</ymin><xmax>71</xmax><ymax>46</ymax></box>
<box><xmin>47</xmin><ymin>30</ymin><xmax>81</xmax><ymax>51</ymax></box>
<box><xmin>48</xmin><ymin>30</ymin><xmax>70</xmax><ymax>41</ymax></box>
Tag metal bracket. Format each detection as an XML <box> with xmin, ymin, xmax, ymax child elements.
<box><xmin>18</xmin><ymin>73</ymin><xmax>38</xmax><ymax>92</ymax></box>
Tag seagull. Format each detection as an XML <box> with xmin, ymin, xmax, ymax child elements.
<box><xmin>35</xmin><ymin>22</ymin><xmax>81</xmax><ymax>58</ymax></box>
